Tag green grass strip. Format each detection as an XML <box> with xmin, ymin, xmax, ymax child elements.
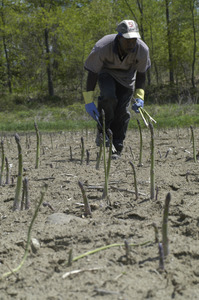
<box><xmin>1</xmin><ymin>104</ymin><xmax>199</xmax><ymax>132</ymax></box>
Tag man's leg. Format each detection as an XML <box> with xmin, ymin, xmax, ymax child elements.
<box><xmin>110</xmin><ymin>84</ymin><xmax>133</xmax><ymax>153</ymax></box>
<box><xmin>97</xmin><ymin>72</ymin><xmax>133</xmax><ymax>154</ymax></box>
<box><xmin>97</xmin><ymin>73</ymin><xmax>118</xmax><ymax>130</ymax></box>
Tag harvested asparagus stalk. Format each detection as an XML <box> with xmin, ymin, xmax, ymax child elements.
<box><xmin>138</xmin><ymin>107</ymin><xmax>148</xmax><ymax>127</ymax></box>
<box><xmin>140</xmin><ymin>107</ymin><xmax>157</xmax><ymax>124</ymax></box>
<box><xmin>137</xmin><ymin>105</ymin><xmax>157</xmax><ymax>127</ymax></box>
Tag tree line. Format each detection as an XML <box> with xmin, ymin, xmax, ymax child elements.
<box><xmin>0</xmin><ymin>0</ymin><xmax>198</xmax><ymax>105</ymax></box>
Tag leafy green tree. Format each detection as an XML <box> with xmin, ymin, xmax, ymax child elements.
<box><xmin>0</xmin><ymin>0</ymin><xmax>24</xmax><ymax>93</ymax></box>
<box><xmin>164</xmin><ymin>0</ymin><xmax>198</xmax><ymax>88</ymax></box>
<box><xmin>0</xmin><ymin>0</ymin><xmax>198</xmax><ymax>102</ymax></box>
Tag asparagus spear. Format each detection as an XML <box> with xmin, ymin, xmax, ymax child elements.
<box><xmin>13</xmin><ymin>134</ymin><xmax>23</xmax><ymax>211</ymax></box>
<box><xmin>34</xmin><ymin>121</ymin><xmax>40</xmax><ymax>169</ymax></box>
<box><xmin>190</xmin><ymin>126</ymin><xmax>197</xmax><ymax>163</ymax></box>
<box><xmin>78</xmin><ymin>181</ymin><xmax>92</xmax><ymax>217</ymax></box>
<box><xmin>129</xmin><ymin>161</ymin><xmax>138</xmax><ymax>200</ymax></box>
<box><xmin>137</xmin><ymin>119</ymin><xmax>143</xmax><ymax>166</ymax></box>
<box><xmin>149</xmin><ymin>123</ymin><xmax>155</xmax><ymax>200</ymax></box>
<box><xmin>162</xmin><ymin>192</ymin><xmax>171</xmax><ymax>257</ymax></box>
<box><xmin>0</xmin><ymin>140</ymin><xmax>5</xmax><ymax>185</ymax></box>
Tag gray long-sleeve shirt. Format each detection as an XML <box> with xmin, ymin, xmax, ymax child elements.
<box><xmin>84</xmin><ymin>34</ymin><xmax>151</xmax><ymax>90</ymax></box>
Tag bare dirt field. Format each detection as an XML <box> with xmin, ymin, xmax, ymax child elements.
<box><xmin>0</xmin><ymin>127</ymin><xmax>199</xmax><ymax>300</ymax></box>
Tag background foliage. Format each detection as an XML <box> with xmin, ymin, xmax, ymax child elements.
<box><xmin>0</xmin><ymin>0</ymin><xmax>198</xmax><ymax>107</ymax></box>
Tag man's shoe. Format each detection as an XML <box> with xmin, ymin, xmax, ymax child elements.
<box><xmin>111</xmin><ymin>151</ymin><xmax>121</xmax><ymax>160</ymax></box>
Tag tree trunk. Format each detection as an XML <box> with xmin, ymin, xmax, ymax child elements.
<box><xmin>165</xmin><ymin>0</ymin><xmax>174</xmax><ymax>84</ymax></box>
<box><xmin>136</xmin><ymin>0</ymin><xmax>144</xmax><ymax>39</ymax></box>
<box><xmin>136</xmin><ymin>0</ymin><xmax>151</xmax><ymax>85</ymax></box>
<box><xmin>2</xmin><ymin>36</ymin><xmax>12</xmax><ymax>94</ymax></box>
<box><xmin>44</xmin><ymin>28</ymin><xmax>54</xmax><ymax>96</ymax></box>
<box><xmin>1</xmin><ymin>0</ymin><xmax>12</xmax><ymax>93</ymax></box>
<box><xmin>123</xmin><ymin>0</ymin><xmax>138</xmax><ymax>24</ymax></box>
<box><xmin>190</xmin><ymin>0</ymin><xmax>196</xmax><ymax>88</ymax></box>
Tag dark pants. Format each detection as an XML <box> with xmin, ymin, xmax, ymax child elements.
<box><xmin>97</xmin><ymin>72</ymin><xmax>133</xmax><ymax>152</ymax></box>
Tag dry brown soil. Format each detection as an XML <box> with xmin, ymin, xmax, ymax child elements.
<box><xmin>0</xmin><ymin>128</ymin><xmax>199</xmax><ymax>300</ymax></box>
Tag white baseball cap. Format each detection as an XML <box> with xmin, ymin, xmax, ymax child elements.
<box><xmin>116</xmin><ymin>20</ymin><xmax>141</xmax><ymax>39</ymax></box>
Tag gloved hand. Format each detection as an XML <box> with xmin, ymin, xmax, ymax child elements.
<box><xmin>132</xmin><ymin>89</ymin><xmax>145</xmax><ymax>113</ymax></box>
<box><xmin>85</xmin><ymin>102</ymin><xmax>99</xmax><ymax>121</ymax></box>
<box><xmin>132</xmin><ymin>98</ymin><xmax>144</xmax><ymax>113</ymax></box>
<box><xmin>83</xmin><ymin>91</ymin><xmax>99</xmax><ymax>121</ymax></box>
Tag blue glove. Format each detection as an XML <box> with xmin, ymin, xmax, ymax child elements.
<box><xmin>132</xmin><ymin>98</ymin><xmax>144</xmax><ymax>113</ymax></box>
<box><xmin>85</xmin><ymin>102</ymin><xmax>99</xmax><ymax>121</ymax></box>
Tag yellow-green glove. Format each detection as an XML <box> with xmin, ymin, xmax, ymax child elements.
<box><xmin>134</xmin><ymin>88</ymin><xmax>145</xmax><ymax>100</ymax></box>
<box><xmin>83</xmin><ymin>91</ymin><xmax>94</xmax><ymax>104</ymax></box>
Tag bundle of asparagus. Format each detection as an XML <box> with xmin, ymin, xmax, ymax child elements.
<box><xmin>138</xmin><ymin>107</ymin><xmax>157</xmax><ymax>127</ymax></box>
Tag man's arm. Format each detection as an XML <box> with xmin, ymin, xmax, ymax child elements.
<box><xmin>135</xmin><ymin>71</ymin><xmax>146</xmax><ymax>90</ymax></box>
<box><xmin>132</xmin><ymin>71</ymin><xmax>146</xmax><ymax>113</ymax></box>
<box><xmin>86</xmin><ymin>70</ymin><xmax>98</xmax><ymax>91</ymax></box>
<box><xmin>134</xmin><ymin>71</ymin><xmax>146</xmax><ymax>101</ymax></box>
<box><xmin>83</xmin><ymin>70</ymin><xmax>99</xmax><ymax>120</ymax></box>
